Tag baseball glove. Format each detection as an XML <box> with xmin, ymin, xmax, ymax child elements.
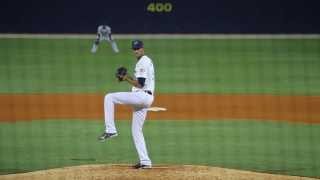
<box><xmin>115</xmin><ymin>66</ymin><xmax>127</xmax><ymax>81</ymax></box>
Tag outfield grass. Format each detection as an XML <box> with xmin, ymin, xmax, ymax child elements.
<box><xmin>0</xmin><ymin>120</ymin><xmax>319</xmax><ymax>177</ymax></box>
<box><xmin>0</xmin><ymin>38</ymin><xmax>319</xmax><ymax>94</ymax></box>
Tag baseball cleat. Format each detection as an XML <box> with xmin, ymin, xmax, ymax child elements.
<box><xmin>133</xmin><ymin>163</ymin><xmax>152</xmax><ymax>169</ymax></box>
<box><xmin>98</xmin><ymin>132</ymin><xmax>118</xmax><ymax>142</ymax></box>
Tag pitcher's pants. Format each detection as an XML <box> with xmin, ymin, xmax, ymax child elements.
<box><xmin>104</xmin><ymin>91</ymin><xmax>153</xmax><ymax>165</ymax></box>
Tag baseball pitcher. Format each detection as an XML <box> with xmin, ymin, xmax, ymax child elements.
<box><xmin>98</xmin><ymin>40</ymin><xmax>155</xmax><ymax>169</ymax></box>
<box><xmin>91</xmin><ymin>25</ymin><xmax>119</xmax><ymax>53</ymax></box>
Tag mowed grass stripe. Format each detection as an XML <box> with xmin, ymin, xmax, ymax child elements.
<box><xmin>0</xmin><ymin>38</ymin><xmax>319</xmax><ymax>94</ymax></box>
<box><xmin>0</xmin><ymin>120</ymin><xmax>319</xmax><ymax>177</ymax></box>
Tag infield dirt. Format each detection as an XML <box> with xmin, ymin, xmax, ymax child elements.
<box><xmin>1</xmin><ymin>93</ymin><xmax>319</xmax><ymax>123</ymax></box>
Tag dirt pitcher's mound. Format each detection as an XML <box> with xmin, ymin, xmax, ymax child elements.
<box><xmin>0</xmin><ymin>164</ymin><xmax>316</xmax><ymax>180</ymax></box>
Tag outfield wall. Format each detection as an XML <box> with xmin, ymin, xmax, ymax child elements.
<box><xmin>1</xmin><ymin>1</ymin><xmax>320</xmax><ymax>33</ymax></box>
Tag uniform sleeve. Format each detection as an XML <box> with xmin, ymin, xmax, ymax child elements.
<box><xmin>107</xmin><ymin>26</ymin><xmax>111</xmax><ymax>33</ymax></box>
<box><xmin>135</xmin><ymin>60</ymin><xmax>148</xmax><ymax>78</ymax></box>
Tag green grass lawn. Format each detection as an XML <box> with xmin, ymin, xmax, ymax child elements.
<box><xmin>0</xmin><ymin>38</ymin><xmax>319</xmax><ymax>94</ymax></box>
<box><xmin>0</xmin><ymin>120</ymin><xmax>319</xmax><ymax>177</ymax></box>
<box><xmin>1</xmin><ymin>37</ymin><xmax>320</xmax><ymax>178</ymax></box>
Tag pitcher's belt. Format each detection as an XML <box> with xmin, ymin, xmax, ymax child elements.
<box><xmin>144</xmin><ymin>90</ymin><xmax>152</xmax><ymax>95</ymax></box>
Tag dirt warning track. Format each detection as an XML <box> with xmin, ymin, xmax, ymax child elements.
<box><xmin>0</xmin><ymin>94</ymin><xmax>319</xmax><ymax>123</ymax></box>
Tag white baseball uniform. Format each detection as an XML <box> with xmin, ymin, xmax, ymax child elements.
<box><xmin>91</xmin><ymin>25</ymin><xmax>119</xmax><ymax>53</ymax></box>
<box><xmin>104</xmin><ymin>55</ymin><xmax>155</xmax><ymax>166</ymax></box>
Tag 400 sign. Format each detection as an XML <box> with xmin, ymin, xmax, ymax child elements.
<box><xmin>147</xmin><ymin>2</ymin><xmax>173</xmax><ymax>13</ymax></box>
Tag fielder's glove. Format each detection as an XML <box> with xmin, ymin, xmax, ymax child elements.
<box><xmin>115</xmin><ymin>66</ymin><xmax>127</xmax><ymax>81</ymax></box>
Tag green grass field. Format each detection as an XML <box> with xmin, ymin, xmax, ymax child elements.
<box><xmin>0</xmin><ymin>37</ymin><xmax>320</xmax><ymax>177</ymax></box>
<box><xmin>1</xmin><ymin>120</ymin><xmax>319</xmax><ymax>177</ymax></box>
<box><xmin>0</xmin><ymin>38</ymin><xmax>319</xmax><ymax>94</ymax></box>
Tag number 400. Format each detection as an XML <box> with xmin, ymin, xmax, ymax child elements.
<box><xmin>147</xmin><ymin>2</ymin><xmax>173</xmax><ymax>13</ymax></box>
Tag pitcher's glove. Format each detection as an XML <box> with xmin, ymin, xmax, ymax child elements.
<box><xmin>115</xmin><ymin>66</ymin><xmax>127</xmax><ymax>81</ymax></box>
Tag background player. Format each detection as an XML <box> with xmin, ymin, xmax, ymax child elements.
<box><xmin>91</xmin><ymin>25</ymin><xmax>119</xmax><ymax>53</ymax></box>
<box><xmin>98</xmin><ymin>40</ymin><xmax>155</xmax><ymax>169</ymax></box>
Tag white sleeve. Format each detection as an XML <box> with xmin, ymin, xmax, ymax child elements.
<box><xmin>107</xmin><ymin>26</ymin><xmax>111</xmax><ymax>33</ymax></box>
<box><xmin>135</xmin><ymin>60</ymin><xmax>148</xmax><ymax>78</ymax></box>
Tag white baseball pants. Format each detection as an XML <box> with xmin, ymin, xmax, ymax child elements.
<box><xmin>104</xmin><ymin>91</ymin><xmax>154</xmax><ymax>165</ymax></box>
